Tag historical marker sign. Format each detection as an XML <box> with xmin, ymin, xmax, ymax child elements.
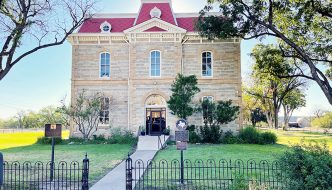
<box><xmin>45</xmin><ymin>124</ymin><xmax>62</xmax><ymax>138</ymax></box>
<box><xmin>176</xmin><ymin>119</ymin><xmax>188</xmax><ymax>130</ymax></box>
<box><xmin>175</xmin><ymin>130</ymin><xmax>189</xmax><ymax>142</ymax></box>
<box><xmin>176</xmin><ymin>141</ymin><xmax>187</xmax><ymax>150</ymax></box>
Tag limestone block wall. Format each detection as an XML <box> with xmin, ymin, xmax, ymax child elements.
<box><xmin>71</xmin><ymin>40</ymin><xmax>242</xmax><ymax>136</ymax></box>
<box><xmin>72</xmin><ymin>44</ymin><xmax>129</xmax><ymax>80</ymax></box>
<box><xmin>183</xmin><ymin>43</ymin><xmax>242</xmax><ymax>130</ymax></box>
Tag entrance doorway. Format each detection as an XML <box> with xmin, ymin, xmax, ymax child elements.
<box><xmin>145</xmin><ymin>94</ymin><xmax>167</xmax><ymax>136</ymax></box>
<box><xmin>146</xmin><ymin>108</ymin><xmax>166</xmax><ymax>135</ymax></box>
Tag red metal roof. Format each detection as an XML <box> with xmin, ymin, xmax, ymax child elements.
<box><xmin>135</xmin><ymin>3</ymin><xmax>176</xmax><ymax>25</ymax></box>
<box><xmin>79</xmin><ymin>18</ymin><xmax>136</xmax><ymax>33</ymax></box>
<box><xmin>77</xmin><ymin>2</ymin><xmax>200</xmax><ymax>33</ymax></box>
<box><xmin>144</xmin><ymin>26</ymin><xmax>167</xmax><ymax>32</ymax></box>
<box><xmin>176</xmin><ymin>17</ymin><xmax>197</xmax><ymax>32</ymax></box>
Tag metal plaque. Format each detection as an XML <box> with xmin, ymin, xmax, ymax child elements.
<box><xmin>45</xmin><ymin>124</ymin><xmax>62</xmax><ymax>138</ymax></box>
<box><xmin>175</xmin><ymin>130</ymin><xmax>189</xmax><ymax>142</ymax></box>
<box><xmin>176</xmin><ymin>119</ymin><xmax>188</xmax><ymax>130</ymax></box>
<box><xmin>176</xmin><ymin>141</ymin><xmax>187</xmax><ymax>150</ymax></box>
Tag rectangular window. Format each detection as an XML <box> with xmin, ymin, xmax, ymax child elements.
<box><xmin>99</xmin><ymin>97</ymin><xmax>110</xmax><ymax>124</ymax></box>
<box><xmin>151</xmin><ymin>51</ymin><xmax>161</xmax><ymax>76</ymax></box>
<box><xmin>100</xmin><ymin>53</ymin><xmax>110</xmax><ymax>77</ymax></box>
<box><xmin>202</xmin><ymin>96</ymin><xmax>214</xmax><ymax>102</ymax></box>
<box><xmin>202</xmin><ymin>96</ymin><xmax>214</xmax><ymax>124</ymax></box>
<box><xmin>202</xmin><ymin>52</ymin><xmax>212</xmax><ymax>76</ymax></box>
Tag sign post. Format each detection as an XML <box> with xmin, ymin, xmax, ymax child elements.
<box><xmin>45</xmin><ymin>124</ymin><xmax>62</xmax><ymax>181</ymax></box>
<box><xmin>175</xmin><ymin>119</ymin><xmax>189</xmax><ymax>185</ymax></box>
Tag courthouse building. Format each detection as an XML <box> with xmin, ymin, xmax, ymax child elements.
<box><xmin>67</xmin><ymin>0</ymin><xmax>242</xmax><ymax>135</ymax></box>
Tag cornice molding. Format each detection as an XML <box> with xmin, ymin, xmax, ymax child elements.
<box><xmin>124</xmin><ymin>18</ymin><xmax>186</xmax><ymax>33</ymax></box>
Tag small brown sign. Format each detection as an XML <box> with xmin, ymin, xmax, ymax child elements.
<box><xmin>176</xmin><ymin>141</ymin><xmax>187</xmax><ymax>150</ymax></box>
<box><xmin>45</xmin><ymin>124</ymin><xmax>62</xmax><ymax>138</ymax></box>
<box><xmin>175</xmin><ymin>130</ymin><xmax>189</xmax><ymax>142</ymax></box>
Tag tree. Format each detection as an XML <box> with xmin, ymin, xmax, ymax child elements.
<box><xmin>58</xmin><ymin>90</ymin><xmax>105</xmax><ymax>141</ymax></box>
<box><xmin>312</xmin><ymin>107</ymin><xmax>327</xmax><ymax>119</ymax></box>
<box><xmin>201</xmin><ymin>99</ymin><xmax>240</xmax><ymax>126</ymax></box>
<box><xmin>0</xmin><ymin>0</ymin><xmax>95</xmax><ymax>80</ymax></box>
<box><xmin>250</xmin><ymin>108</ymin><xmax>267</xmax><ymax>128</ymax></box>
<box><xmin>247</xmin><ymin>44</ymin><xmax>306</xmax><ymax>129</ymax></box>
<box><xmin>282</xmin><ymin>89</ymin><xmax>306</xmax><ymax>129</ymax></box>
<box><xmin>311</xmin><ymin>112</ymin><xmax>332</xmax><ymax>129</ymax></box>
<box><xmin>197</xmin><ymin>0</ymin><xmax>332</xmax><ymax>104</ymax></box>
<box><xmin>167</xmin><ymin>74</ymin><xmax>200</xmax><ymax>120</ymax></box>
<box><xmin>39</xmin><ymin>106</ymin><xmax>69</xmax><ymax>127</ymax></box>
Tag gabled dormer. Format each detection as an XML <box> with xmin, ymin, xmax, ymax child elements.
<box><xmin>134</xmin><ymin>0</ymin><xmax>177</xmax><ymax>26</ymax></box>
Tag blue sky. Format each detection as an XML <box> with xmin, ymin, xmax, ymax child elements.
<box><xmin>0</xmin><ymin>0</ymin><xmax>330</xmax><ymax>119</ymax></box>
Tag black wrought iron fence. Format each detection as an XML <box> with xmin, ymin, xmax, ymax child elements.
<box><xmin>0</xmin><ymin>153</ymin><xmax>89</xmax><ymax>190</ymax></box>
<box><xmin>126</xmin><ymin>156</ymin><xmax>286</xmax><ymax>190</ymax></box>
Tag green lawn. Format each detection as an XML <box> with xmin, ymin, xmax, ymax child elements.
<box><xmin>155</xmin><ymin>144</ymin><xmax>286</xmax><ymax>162</ymax></box>
<box><xmin>0</xmin><ymin>131</ymin><xmax>133</xmax><ymax>184</ymax></box>
<box><xmin>0</xmin><ymin>130</ymin><xmax>70</xmax><ymax>149</ymax></box>
<box><xmin>273</xmin><ymin>129</ymin><xmax>332</xmax><ymax>150</ymax></box>
<box><xmin>155</xmin><ymin>129</ymin><xmax>332</xmax><ymax>162</ymax></box>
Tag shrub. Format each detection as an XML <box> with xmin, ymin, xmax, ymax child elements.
<box><xmin>221</xmin><ymin>130</ymin><xmax>242</xmax><ymax>144</ymax></box>
<box><xmin>36</xmin><ymin>137</ymin><xmax>63</xmax><ymax>144</ymax></box>
<box><xmin>259</xmin><ymin>131</ymin><xmax>277</xmax><ymax>144</ymax></box>
<box><xmin>189</xmin><ymin>130</ymin><xmax>201</xmax><ymax>143</ymax></box>
<box><xmin>199</xmin><ymin>124</ymin><xmax>223</xmax><ymax>144</ymax></box>
<box><xmin>67</xmin><ymin>137</ymin><xmax>85</xmax><ymax>143</ymax></box>
<box><xmin>278</xmin><ymin>143</ymin><xmax>332</xmax><ymax>190</ymax></box>
<box><xmin>239</xmin><ymin>127</ymin><xmax>277</xmax><ymax>145</ymax></box>
<box><xmin>238</xmin><ymin>127</ymin><xmax>261</xmax><ymax>144</ymax></box>
<box><xmin>108</xmin><ymin>128</ymin><xmax>137</xmax><ymax>144</ymax></box>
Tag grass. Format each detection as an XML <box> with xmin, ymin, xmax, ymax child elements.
<box><xmin>155</xmin><ymin>128</ymin><xmax>332</xmax><ymax>162</ymax></box>
<box><xmin>0</xmin><ymin>130</ymin><xmax>70</xmax><ymax>149</ymax></box>
<box><xmin>0</xmin><ymin>131</ymin><xmax>134</xmax><ymax>184</ymax></box>
<box><xmin>272</xmin><ymin>129</ymin><xmax>332</xmax><ymax>150</ymax></box>
<box><xmin>155</xmin><ymin>144</ymin><xmax>286</xmax><ymax>162</ymax></box>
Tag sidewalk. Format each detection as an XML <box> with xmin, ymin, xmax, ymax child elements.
<box><xmin>90</xmin><ymin>150</ymin><xmax>158</xmax><ymax>190</ymax></box>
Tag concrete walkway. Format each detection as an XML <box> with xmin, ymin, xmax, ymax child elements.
<box><xmin>90</xmin><ymin>135</ymin><xmax>169</xmax><ymax>190</ymax></box>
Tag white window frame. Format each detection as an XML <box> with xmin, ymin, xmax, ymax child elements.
<box><xmin>100</xmin><ymin>21</ymin><xmax>112</xmax><ymax>33</ymax></box>
<box><xmin>201</xmin><ymin>51</ymin><xmax>213</xmax><ymax>77</ymax></box>
<box><xmin>99</xmin><ymin>52</ymin><xmax>111</xmax><ymax>79</ymax></box>
<box><xmin>149</xmin><ymin>50</ymin><xmax>161</xmax><ymax>77</ymax></box>
<box><xmin>202</xmin><ymin>96</ymin><xmax>214</xmax><ymax>102</ymax></box>
<box><xmin>99</xmin><ymin>97</ymin><xmax>110</xmax><ymax>125</ymax></box>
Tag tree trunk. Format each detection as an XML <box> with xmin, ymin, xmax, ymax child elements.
<box><xmin>274</xmin><ymin>106</ymin><xmax>279</xmax><ymax>129</ymax></box>
<box><xmin>283</xmin><ymin>105</ymin><xmax>288</xmax><ymax>131</ymax></box>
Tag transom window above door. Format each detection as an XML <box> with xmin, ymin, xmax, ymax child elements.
<box><xmin>202</xmin><ymin>51</ymin><xmax>212</xmax><ymax>77</ymax></box>
<box><xmin>150</xmin><ymin>50</ymin><xmax>161</xmax><ymax>77</ymax></box>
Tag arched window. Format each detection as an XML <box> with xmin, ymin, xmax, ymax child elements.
<box><xmin>100</xmin><ymin>53</ymin><xmax>110</xmax><ymax>77</ymax></box>
<box><xmin>202</xmin><ymin>51</ymin><xmax>212</xmax><ymax>76</ymax></box>
<box><xmin>150</xmin><ymin>50</ymin><xmax>161</xmax><ymax>77</ymax></box>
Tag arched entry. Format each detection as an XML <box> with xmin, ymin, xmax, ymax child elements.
<box><xmin>145</xmin><ymin>94</ymin><xmax>166</xmax><ymax>136</ymax></box>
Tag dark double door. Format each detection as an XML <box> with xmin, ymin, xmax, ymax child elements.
<box><xmin>146</xmin><ymin>108</ymin><xmax>166</xmax><ymax>136</ymax></box>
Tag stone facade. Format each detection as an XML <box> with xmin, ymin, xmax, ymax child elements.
<box><xmin>68</xmin><ymin>0</ymin><xmax>242</xmax><ymax>136</ymax></box>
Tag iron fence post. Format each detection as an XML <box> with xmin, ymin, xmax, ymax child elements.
<box><xmin>82</xmin><ymin>153</ymin><xmax>89</xmax><ymax>190</ymax></box>
<box><xmin>0</xmin><ymin>152</ymin><xmax>3</xmax><ymax>187</ymax></box>
<box><xmin>126</xmin><ymin>154</ymin><xmax>133</xmax><ymax>190</ymax></box>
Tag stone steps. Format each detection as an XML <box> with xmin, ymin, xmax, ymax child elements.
<box><xmin>137</xmin><ymin>135</ymin><xmax>169</xmax><ymax>150</ymax></box>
